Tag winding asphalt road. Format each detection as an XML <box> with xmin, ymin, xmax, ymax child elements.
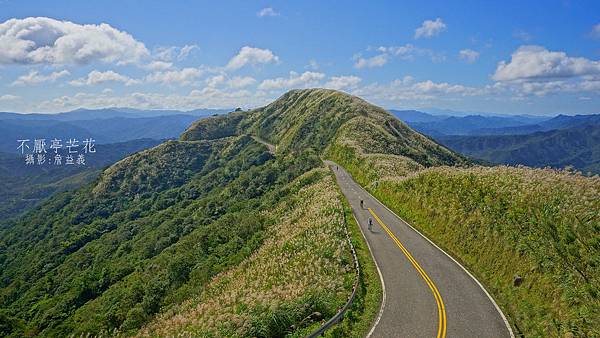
<box><xmin>325</xmin><ymin>161</ymin><xmax>514</xmax><ymax>338</ymax></box>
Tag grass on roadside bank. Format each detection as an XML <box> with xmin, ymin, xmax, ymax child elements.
<box><xmin>330</xmin><ymin>138</ymin><xmax>600</xmax><ymax>337</ymax></box>
<box><xmin>137</xmin><ymin>168</ymin><xmax>357</xmax><ymax>337</ymax></box>
<box><xmin>321</xmin><ymin>174</ymin><xmax>383</xmax><ymax>338</ymax></box>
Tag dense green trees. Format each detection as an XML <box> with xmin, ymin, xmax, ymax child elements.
<box><xmin>0</xmin><ymin>131</ymin><xmax>326</xmax><ymax>336</ymax></box>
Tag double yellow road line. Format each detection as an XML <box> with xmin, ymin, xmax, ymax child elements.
<box><xmin>368</xmin><ymin>208</ymin><xmax>447</xmax><ymax>338</ymax></box>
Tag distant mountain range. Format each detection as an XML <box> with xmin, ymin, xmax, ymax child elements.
<box><xmin>0</xmin><ymin>107</ymin><xmax>230</xmax><ymax>121</ymax></box>
<box><xmin>391</xmin><ymin>109</ymin><xmax>600</xmax><ymax>174</ymax></box>
<box><xmin>390</xmin><ymin>109</ymin><xmax>550</xmax><ymax>136</ymax></box>
<box><xmin>0</xmin><ymin>108</ymin><xmax>231</xmax><ymax>218</ymax></box>
<box><xmin>0</xmin><ymin>108</ymin><xmax>231</xmax><ymax>153</ymax></box>
<box><xmin>0</xmin><ymin>138</ymin><xmax>162</xmax><ymax>219</ymax></box>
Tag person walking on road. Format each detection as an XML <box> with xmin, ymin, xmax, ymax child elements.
<box><xmin>360</xmin><ymin>199</ymin><xmax>364</xmax><ymax>209</ymax></box>
<box><xmin>368</xmin><ymin>217</ymin><xmax>373</xmax><ymax>231</ymax></box>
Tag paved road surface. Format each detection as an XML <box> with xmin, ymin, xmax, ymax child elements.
<box><xmin>325</xmin><ymin>161</ymin><xmax>513</xmax><ymax>338</ymax></box>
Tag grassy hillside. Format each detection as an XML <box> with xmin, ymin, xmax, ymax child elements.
<box><xmin>0</xmin><ymin>133</ymin><xmax>342</xmax><ymax>336</ymax></box>
<box><xmin>375</xmin><ymin>167</ymin><xmax>600</xmax><ymax>337</ymax></box>
<box><xmin>328</xmin><ymin>114</ymin><xmax>600</xmax><ymax>337</ymax></box>
<box><xmin>139</xmin><ymin>168</ymin><xmax>352</xmax><ymax>337</ymax></box>
<box><xmin>439</xmin><ymin>122</ymin><xmax>600</xmax><ymax>174</ymax></box>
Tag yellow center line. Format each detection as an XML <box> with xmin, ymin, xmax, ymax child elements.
<box><xmin>368</xmin><ymin>208</ymin><xmax>447</xmax><ymax>338</ymax></box>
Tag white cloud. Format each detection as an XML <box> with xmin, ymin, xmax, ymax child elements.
<box><xmin>228</xmin><ymin>76</ymin><xmax>256</xmax><ymax>88</ymax></box>
<box><xmin>257</xmin><ymin>7</ymin><xmax>279</xmax><ymax>17</ymax></box>
<box><xmin>591</xmin><ymin>23</ymin><xmax>600</xmax><ymax>39</ymax></box>
<box><xmin>354</xmin><ymin>76</ymin><xmax>483</xmax><ymax>103</ymax></box>
<box><xmin>69</xmin><ymin>70</ymin><xmax>139</xmax><ymax>86</ymax></box>
<box><xmin>178</xmin><ymin>44</ymin><xmax>199</xmax><ymax>60</ymax></box>
<box><xmin>0</xmin><ymin>17</ymin><xmax>148</xmax><ymax>65</ymax></box>
<box><xmin>205</xmin><ymin>74</ymin><xmax>226</xmax><ymax>87</ymax></box>
<box><xmin>226</xmin><ymin>46</ymin><xmax>279</xmax><ymax>70</ymax></box>
<box><xmin>324</xmin><ymin>75</ymin><xmax>361</xmax><ymax>90</ymax></box>
<box><xmin>258</xmin><ymin>71</ymin><xmax>325</xmax><ymax>90</ymax></box>
<box><xmin>35</xmin><ymin>89</ymin><xmax>270</xmax><ymax>112</ymax></box>
<box><xmin>414</xmin><ymin>18</ymin><xmax>446</xmax><ymax>39</ymax></box>
<box><xmin>354</xmin><ymin>54</ymin><xmax>388</xmax><ymax>69</ymax></box>
<box><xmin>145</xmin><ymin>67</ymin><xmax>204</xmax><ymax>85</ymax></box>
<box><xmin>376</xmin><ymin>44</ymin><xmax>446</xmax><ymax>63</ymax></box>
<box><xmin>354</xmin><ymin>44</ymin><xmax>444</xmax><ymax>69</ymax></box>
<box><xmin>204</xmin><ymin>74</ymin><xmax>257</xmax><ymax>88</ymax></box>
<box><xmin>458</xmin><ymin>49</ymin><xmax>480</xmax><ymax>63</ymax></box>
<box><xmin>492</xmin><ymin>45</ymin><xmax>600</xmax><ymax>82</ymax></box>
<box><xmin>378</xmin><ymin>44</ymin><xmax>418</xmax><ymax>60</ymax></box>
<box><xmin>11</xmin><ymin>69</ymin><xmax>70</xmax><ymax>86</ymax></box>
<box><xmin>154</xmin><ymin>47</ymin><xmax>177</xmax><ymax>61</ymax></box>
<box><xmin>144</xmin><ymin>60</ymin><xmax>173</xmax><ymax>71</ymax></box>
<box><xmin>152</xmin><ymin>44</ymin><xmax>198</xmax><ymax>62</ymax></box>
<box><xmin>0</xmin><ymin>94</ymin><xmax>19</xmax><ymax>101</ymax></box>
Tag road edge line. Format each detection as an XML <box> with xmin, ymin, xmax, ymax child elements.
<box><xmin>352</xmin><ymin>213</ymin><xmax>387</xmax><ymax>338</ymax></box>
<box><xmin>361</xmin><ymin>186</ymin><xmax>516</xmax><ymax>338</ymax></box>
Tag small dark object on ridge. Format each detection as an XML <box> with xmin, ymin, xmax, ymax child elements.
<box><xmin>513</xmin><ymin>275</ymin><xmax>524</xmax><ymax>287</ymax></box>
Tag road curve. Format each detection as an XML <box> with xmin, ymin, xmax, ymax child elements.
<box><xmin>325</xmin><ymin>161</ymin><xmax>513</xmax><ymax>338</ymax></box>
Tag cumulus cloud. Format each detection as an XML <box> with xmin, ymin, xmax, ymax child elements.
<box><xmin>69</xmin><ymin>70</ymin><xmax>139</xmax><ymax>86</ymax></box>
<box><xmin>11</xmin><ymin>69</ymin><xmax>70</xmax><ymax>86</ymax></box>
<box><xmin>414</xmin><ymin>18</ymin><xmax>446</xmax><ymax>39</ymax></box>
<box><xmin>377</xmin><ymin>44</ymin><xmax>445</xmax><ymax>63</ymax></box>
<box><xmin>204</xmin><ymin>74</ymin><xmax>257</xmax><ymax>88</ymax></box>
<box><xmin>228</xmin><ymin>76</ymin><xmax>257</xmax><ymax>88</ymax></box>
<box><xmin>354</xmin><ymin>76</ymin><xmax>483</xmax><ymax>103</ymax></box>
<box><xmin>226</xmin><ymin>46</ymin><xmax>279</xmax><ymax>70</ymax></box>
<box><xmin>458</xmin><ymin>49</ymin><xmax>480</xmax><ymax>63</ymax></box>
<box><xmin>492</xmin><ymin>45</ymin><xmax>600</xmax><ymax>82</ymax></box>
<box><xmin>354</xmin><ymin>54</ymin><xmax>388</xmax><ymax>69</ymax></box>
<box><xmin>205</xmin><ymin>74</ymin><xmax>226</xmax><ymax>87</ymax></box>
<box><xmin>0</xmin><ymin>94</ymin><xmax>19</xmax><ymax>101</ymax></box>
<box><xmin>324</xmin><ymin>75</ymin><xmax>362</xmax><ymax>90</ymax></box>
<box><xmin>354</xmin><ymin>44</ymin><xmax>445</xmax><ymax>68</ymax></box>
<box><xmin>377</xmin><ymin>45</ymin><xmax>418</xmax><ymax>60</ymax></box>
<box><xmin>145</xmin><ymin>67</ymin><xmax>204</xmax><ymax>85</ymax></box>
<box><xmin>257</xmin><ymin>7</ymin><xmax>279</xmax><ymax>17</ymax></box>
<box><xmin>144</xmin><ymin>60</ymin><xmax>173</xmax><ymax>71</ymax></box>
<box><xmin>35</xmin><ymin>89</ymin><xmax>270</xmax><ymax>112</ymax></box>
<box><xmin>0</xmin><ymin>17</ymin><xmax>148</xmax><ymax>65</ymax></box>
<box><xmin>258</xmin><ymin>71</ymin><xmax>325</xmax><ymax>90</ymax></box>
<box><xmin>152</xmin><ymin>44</ymin><xmax>199</xmax><ymax>62</ymax></box>
<box><xmin>178</xmin><ymin>44</ymin><xmax>199</xmax><ymax>60</ymax></box>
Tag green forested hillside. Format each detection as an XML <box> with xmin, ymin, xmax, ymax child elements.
<box><xmin>439</xmin><ymin>122</ymin><xmax>600</xmax><ymax>174</ymax></box>
<box><xmin>1</xmin><ymin>134</ymin><xmax>338</xmax><ymax>336</ymax></box>
<box><xmin>0</xmin><ymin>139</ymin><xmax>162</xmax><ymax>220</ymax></box>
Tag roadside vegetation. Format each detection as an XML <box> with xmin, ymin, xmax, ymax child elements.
<box><xmin>329</xmin><ymin>132</ymin><xmax>600</xmax><ymax>337</ymax></box>
<box><xmin>139</xmin><ymin>168</ymin><xmax>355</xmax><ymax>337</ymax></box>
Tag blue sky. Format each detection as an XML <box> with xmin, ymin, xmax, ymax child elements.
<box><xmin>0</xmin><ymin>0</ymin><xmax>599</xmax><ymax>115</ymax></box>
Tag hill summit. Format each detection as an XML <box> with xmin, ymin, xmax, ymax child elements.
<box><xmin>183</xmin><ymin>88</ymin><xmax>466</xmax><ymax>167</ymax></box>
